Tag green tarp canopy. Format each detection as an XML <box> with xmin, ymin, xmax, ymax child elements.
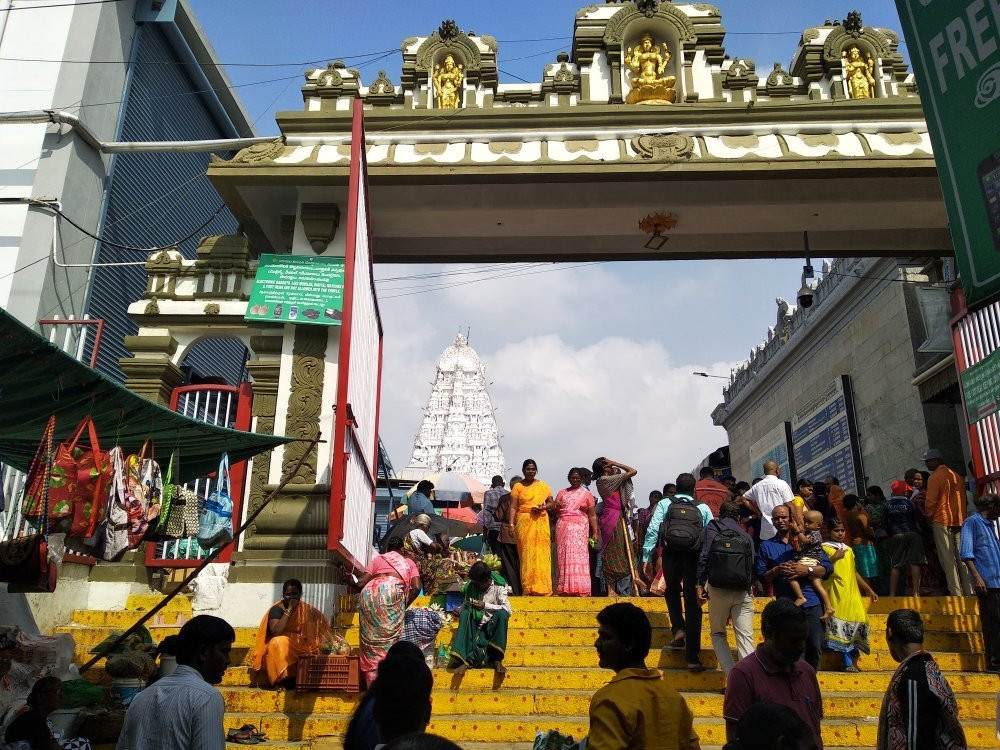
<box><xmin>0</xmin><ymin>308</ymin><xmax>293</xmax><ymax>482</ymax></box>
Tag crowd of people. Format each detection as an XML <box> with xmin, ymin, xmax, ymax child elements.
<box><xmin>61</xmin><ymin>600</ymin><xmax>978</xmax><ymax>750</ymax></box>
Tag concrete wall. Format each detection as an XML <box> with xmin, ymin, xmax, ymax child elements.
<box><xmin>719</xmin><ymin>259</ymin><xmax>964</xmax><ymax>494</ymax></box>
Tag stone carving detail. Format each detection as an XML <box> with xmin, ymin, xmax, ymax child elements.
<box><xmin>368</xmin><ymin>70</ymin><xmax>395</xmax><ymax>96</ymax></box>
<box><xmin>725</xmin><ymin>58</ymin><xmax>759</xmax><ymax>90</ymax></box>
<box><xmin>604</xmin><ymin>2</ymin><xmax>696</xmax><ymax>46</ymax></box>
<box><xmin>246</xmin><ymin>417</ymin><xmax>274</xmax><ymax>517</ymax></box>
<box><xmin>281</xmin><ymin>326</ymin><xmax>326</xmax><ymax>484</ymax></box>
<box><xmin>632</xmin><ymin>133</ymin><xmax>695</xmax><ymax>161</ymax></box>
<box><xmin>635</xmin><ymin>0</ymin><xmax>661</xmax><ymax>17</ymax></box>
<box><xmin>144</xmin><ymin>298</ymin><xmax>159</xmax><ymax>315</ymax></box>
<box><xmin>693</xmin><ymin>3</ymin><xmax>720</xmax><ymax>12</ymax></box>
<box><xmin>230</xmin><ymin>139</ymin><xmax>286</xmax><ymax>165</ymax></box>
<box><xmin>203</xmin><ymin>303</ymin><xmax>220</xmax><ymax>315</ymax></box>
<box><xmin>766</xmin><ymin>62</ymin><xmax>794</xmax><ymax>97</ymax></box>
<box><xmin>844</xmin><ymin>10</ymin><xmax>863</xmax><ymax>36</ymax></box>
<box><xmin>554</xmin><ymin>63</ymin><xmax>574</xmax><ymax>85</ymax></box>
<box><xmin>315</xmin><ymin>62</ymin><xmax>343</xmax><ymax>88</ymax></box>
<box><xmin>803</xmin><ymin>29</ymin><xmax>820</xmax><ymax>43</ymax></box>
<box><xmin>479</xmin><ymin>35</ymin><xmax>498</xmax><ymax>53</ymax></box>
<box><xmin>438</xmin><ymin>19</ymin><xmax>460</xmax><ymax>44</ymax></box>
<box><xmin>300</xmin><ymin>203</ymin><xmax>341</xmax><ymax>254</ymax></box>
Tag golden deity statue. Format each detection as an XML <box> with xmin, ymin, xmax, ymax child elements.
<box><xmin>842</xmin><ymin>46</ymin><xmax>876</xmax><ymax>99</ymax></box>
<box><xmin>624</xmin><ymin>33</ymin><xmax>676</xmax><ymax>104</ymax></box>
<box><xmin>433</xmin><ymin>54</ymin><xmax>464</xmax><ymax>109</ymax></box>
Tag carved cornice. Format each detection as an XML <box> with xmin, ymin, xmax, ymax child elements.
<box><xmin>299</xmin><ymin>203</ymin><xmax>341</xmax><ymax>254</ymax></box>
<box><xmin>632</xmin><ymin>133</ymin><xmax>695</xmax><ymax>161</ymax></box>
<box><xmin>604</xmin><ymin>2</ymin><xmax>697</xmax><ymax>49</ymax></box>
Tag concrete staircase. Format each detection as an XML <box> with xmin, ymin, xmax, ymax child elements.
<box><xmin>65</xmin><ymin>594</ymin><xmax>1000</xmax><ymax>749</ymax></box>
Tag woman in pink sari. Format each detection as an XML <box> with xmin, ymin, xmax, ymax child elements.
<box><xmin>555</xmin><ymin>468</ymin><xmax>599</xmax><ymax>596</ymax></box>
<box><xmin>352</xmin><ymin>536</ymin><xmax>421</xmax><ymax>686</ymax></box>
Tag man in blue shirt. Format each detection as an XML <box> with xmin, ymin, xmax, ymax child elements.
<box><xmin>960</xmin><ymin>493</ymin><xmax>1000</xmax><ymax>674</ymax></box>
<box><xmin>407</xmin><ymin>480</ymin><xmax>436</xmax><ymax>517</ymax></box>
<box><xmin>756</xmin><ymin>504</ymin><xmax>833</xmax><ymax>670</ymax></box>
<box><xmin>642</xmin><ymin>473</ymin><xmax>713</xmax><ymax>671</ymax></box>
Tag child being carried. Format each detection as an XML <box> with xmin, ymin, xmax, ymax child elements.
<box><xmin>788</xmin><ymin>509</ymin><xmax>835</xmax><ymax>621</ymax></box>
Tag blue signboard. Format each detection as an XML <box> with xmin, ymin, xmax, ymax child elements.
<box><xmin>749</xmin><ymin>421</ymin><xmax>794</xmax><ymax>482</ymax></box>
<box><xmin>791</xmin><ymin>376</ymin><xmax>864</xmax><ymax>492</ymax></box>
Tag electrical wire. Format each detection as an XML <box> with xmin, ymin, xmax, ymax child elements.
<box><xmin>26</xmin><ymin>199</ymin><xmax>226</xmax><ymax>252</ymax></box>
<box><xmin>379</xmin><ymin>261</ymin><xmax>607</xmax><ymax>300</ymax></box>
<box><xmin>375</xmin><ymin>261</ymin><xmax>540</xmax><ymax>283</ymax></box>
<box><xmin>378</xmin><ymin>263</ymin><xmax>550</xmax><ymax>292</ymax></box>
<box><xmin>0</xmin><ymin>0</ymin><xmax>124</xmax><ymax>10</ymax></box>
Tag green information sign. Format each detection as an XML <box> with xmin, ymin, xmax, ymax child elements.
<box><xmin>961</xmin><ymin>345</ymin><xmax>1000</xmax><ymax>423</ymax></box>
<box><xmin>894</xmin><ymin>1</ymin><xmax>1000</xmax><ymax>305</ymax></box>
<box><xmin>245</xmin><ymin>254</ymin><xmax>345</xmax><ymax>326</ymax></box>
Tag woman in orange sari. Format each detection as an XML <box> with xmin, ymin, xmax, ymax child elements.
<box><xmin>509</xmin><ymin>458</ymin><xmax>554</xmax><ymax>596</ymax></box>
<box><xmin>249</xmin><ymin>578</ymin><xmax>330</xmax><ymax>687</ymax></box>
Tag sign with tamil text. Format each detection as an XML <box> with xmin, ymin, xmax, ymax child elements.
<box><xmin>791</xmin><ymin>376</ymin><xmax>864</xmax><ymax>492</ymax></box>
<box><xmin>895</xmin><ymin>0</ymin><xmax>1000</xmax><ymax>305</ymax></box>
<box><xmin>960</xmin><ymin>344</ymin><xmax>1000</xmax><ymax>423</ymax></box>
<box><xmin>245</xmin><ymin>254</ymin><xmax>345</xmax><ymax>326</ymax></box>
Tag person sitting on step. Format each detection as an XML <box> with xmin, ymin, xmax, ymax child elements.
<box><xmin>248</xmin><ymin>578</ymin><xmax>330</xmax><ymax>688</ymax></box>
<box><xmin>449</xmin><ymin>561</ymin><xmax>511</xmax><ymax>676</ymax></box>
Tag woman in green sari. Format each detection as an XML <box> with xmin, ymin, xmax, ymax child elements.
<box><xmin>451</xmin><ymin>561</ymin><xmax>512</xmax><ymax>676</ymax></box>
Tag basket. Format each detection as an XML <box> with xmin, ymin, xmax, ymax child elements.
<box><xmin>296</xmin><ymin>654</ymin><xmax>361</xmax><ymax>693</ymax></box>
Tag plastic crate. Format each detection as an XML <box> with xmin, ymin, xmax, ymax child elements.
<box><xmin>296</xmin><ymin>654</ymin><xmax>361</xmax><ymax>693</ymax></box>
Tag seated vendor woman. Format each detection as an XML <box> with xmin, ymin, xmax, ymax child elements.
<box><xmin>450</xmin><ymin>561</ymin><xmax>512</xmax><ymax>676</ymax></box>
<box><xmin>249</xmin><ymin>578</ymin><xmax>330</xmax><ymax>687</ymax></box>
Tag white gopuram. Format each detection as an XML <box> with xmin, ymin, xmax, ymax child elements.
<box><xmin>401</xmin><ymin>333</ymin><xmax>505</xmax><ymax>485</ymax></box>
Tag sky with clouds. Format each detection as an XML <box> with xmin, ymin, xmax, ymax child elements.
<box><xmin>189</xmin><ymin>0</ymin><xmax>910</xmax><ymax>500</ymax></box>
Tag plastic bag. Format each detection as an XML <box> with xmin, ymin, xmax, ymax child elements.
<box><xmin>59</xmin><ymin>679</ymin><xmax>104</xmax><ymax>709</ymax></box>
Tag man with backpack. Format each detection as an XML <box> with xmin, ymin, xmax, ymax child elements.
<box><xmin>642</xmin><ymin>473</ymin><xmax>713</xmax><ymax>671</ymax></box>
<box><xmin>696</xmin><ymin>501</ymin><xmax>756</xmax><ymax>677</ymax></box>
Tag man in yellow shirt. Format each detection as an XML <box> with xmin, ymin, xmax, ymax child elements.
<box><xmin>922</xmin><ymin>449</ymin><xmax>971</xmax><ymax>596</ymax></box>
<box><xmin>589</xmin><ymin>602</ymin><xmax>701</xmax><ymax>750</ymax></box>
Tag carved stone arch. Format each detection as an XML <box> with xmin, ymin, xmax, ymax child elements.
<box><xmin>603</xmin><ymin>2</ymin><xmax>697</xmax><ymax>50</ymax></box>
<box><xmin>414</xmin><ymin>32</ymin><xmax>484</xmax><ymax>83</ymax></box>
<box><xmin>822</xmin><ymin>26</ymin><xmax>891</xmax><ymax>66</ymax></box>
<box><xmin>603</xmin><ymin>2</ymin><xmax>697</xmax><ymax>104</ymax></box>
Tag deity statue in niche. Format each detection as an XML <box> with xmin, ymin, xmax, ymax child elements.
<box><xmin>433</xmin><ymin>54</ymin><xmax>464</xmax><ymax>109</ymax></box>
<box><xmin>842</xmin><ymin>46</ymin><xmax>877</xmax><ymax>99</ymax></box>
<box><xmin>624</xmin><ymin>33</ymin><xmax>676</xmax><ymax>104</ymax></box>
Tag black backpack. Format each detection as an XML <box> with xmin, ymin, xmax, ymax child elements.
<box><xmin>659</xmin><ymin>496</ymin><xmax>704</xmax><ymax>552</ymax></box>
<box><xmin>706</xmin><ymin>522</ymin><xmax>754</xmax><ymax>590</ymax></box>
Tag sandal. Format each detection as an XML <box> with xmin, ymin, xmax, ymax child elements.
<box><xmin>227</xmin><ymin>725</ymin><xmax>268</xmax><ymax>745</ymax></box>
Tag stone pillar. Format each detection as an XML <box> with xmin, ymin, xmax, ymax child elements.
<box><xmin>241</xmin><ymin>326</ymin><xmax>331</xmax><ymax>553</ymax></box>
<box><xmin>119</xmin><ymin>333</ymin><xmax>183</xmax><ymax>405</ymax></box>
<box><xmin>240</xmin><ymin>335</ymin><xmax>281</xmax><ymax>550</ymax></box>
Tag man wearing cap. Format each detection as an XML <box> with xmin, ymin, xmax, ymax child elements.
<box><xmin>921</xmin><ymin>449</ymin><xmax>971</xmax><ymax>596</ymax></box>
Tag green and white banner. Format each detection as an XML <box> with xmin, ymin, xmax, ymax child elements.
<box><xmin>895</xmin><ymin>0</ymin><xmax>1000</xmax><ymax>305</ymax></box>
<box><xmin>245</xmin><ymin>254</ymin><xmax>345</xmax><ymax>326</ymax></box>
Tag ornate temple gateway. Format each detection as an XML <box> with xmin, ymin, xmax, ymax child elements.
<box><xmin>401</xmin><ymin>333</ymin><xmax>506</xmax><ymax>485</ymax></box>
<box><xmin>115</xmin><ymin>1</ymin><xmax>950</xmax><ymax>589</ymax></box>
<box><xmin>207</xmin><ymin>2</ymin><xmax>947</xmax><ymax>264</ymax></box>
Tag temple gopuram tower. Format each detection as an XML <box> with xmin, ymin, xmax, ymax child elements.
<box><xmin>401</xmin><ymin>334</ymin><xmax>505</xmax><ymax>484</ymax></box>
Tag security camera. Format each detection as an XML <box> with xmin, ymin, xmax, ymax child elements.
<box><xmin>797</xmin><ymin>282</ymin><xmax>814</xmax><ymax>309</ymax></box>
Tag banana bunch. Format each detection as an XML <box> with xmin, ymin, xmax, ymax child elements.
<box><xmin>482</xmin><ymin>553</ymin><xmax>502</xmax><ymax>571</ymax></box>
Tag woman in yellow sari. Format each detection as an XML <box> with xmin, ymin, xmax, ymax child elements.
<box><xmin>509</xmin><ymin>458</ymin><xmax>554</xmax><ymax>595</ymax></box>
<box><xmin>249</xmin><ymin>578</ymin><xmax>330</xmax><ymax>687</ymax></box>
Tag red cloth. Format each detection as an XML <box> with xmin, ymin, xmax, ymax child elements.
<box><xmin>723</xmin><ymin>646</ymin><xmax>824</xmax><ymax>749</ymax></box>
<box><xmin>695</xmin><ymin>478</ymin><xmax>730</xmax><ymax>518</ymax></box>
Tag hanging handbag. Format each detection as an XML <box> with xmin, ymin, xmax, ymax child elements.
<box><xmin>0</xmin><ymin>420</ymin><xmax>57</xmax><ymax>593</ymax></box>
<box><xmin>21</xmin><ymin>416</ymin><xmax>56</xmax><ymax>521</ymax></box>
<box><xmin>101</xmin><ymin>447</ymin><xmax>130</xmax><ymax>561</ymax></box>
<box><xmin>121</xmin><ymin>440</ymin><xmax>160</xmax><ymax>546</ymax></box>
<box><xmin>197</xmin><ymin>453</ymin><xmax>233</xmax><ymax>550</ymax></box>
<box><xmin>145</xmin><ymin>451</ymin><xmax>176</xmax><ymax>542</ymax></box>
<box><xmin>51</xmin><ymin>416</ymin><xmax>113</xmax><ymax>538</ymax></box>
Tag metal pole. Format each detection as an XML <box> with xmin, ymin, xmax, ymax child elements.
<box><xmin>78</xmin><ymin>434</ymin><xmax>321</xmax><ymax>674</ymax></box>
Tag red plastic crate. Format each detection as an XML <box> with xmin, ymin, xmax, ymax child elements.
<box><xmin>296</xmin><ymin>654</ymin><xmax>361</xmax><ymax>693</ymax></box>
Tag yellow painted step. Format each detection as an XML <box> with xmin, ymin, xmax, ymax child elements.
<box><xmin>124</xmin><ymin>594</ymin><xmax>192</xmax><ymax>613</ymax></box>
<box><xmin>335</xmin><ymin>609</ymin><xmax>981</xmax><ymax>632</ymax></box>
<box><xmin>57</xmin><ymin>621</ymin><xmax>984</xmax><ymax>654</ymax></box>
<box><xmin>73</xmin><ymin>643</ymin><xmax>987</xmax><ymax>674</ymax></box>
<box><xmin>216</xmin><ymin>686</ymin><xmax>999</xmax><ymax>720</ymax></box>
<box><xmin>409</xmin><ymin>595</ymin><xmax>981</xmax><ymax>615</ymax></box>
<box><xmin>220</xmin><ymin>713</ymin><xmax>1000</xmax><ymax>747</ymax></box>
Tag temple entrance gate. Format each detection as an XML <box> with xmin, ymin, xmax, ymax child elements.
<box><xmin>124</xmin><ymin>2</ymin><xmax>955</xmax><ymax>580</ymax></box>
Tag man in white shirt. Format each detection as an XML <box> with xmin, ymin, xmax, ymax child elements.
<box><xmin>741</xmin><ymin>460</ymin><xmax>794</xmax><ymax>541</ymax></box>
<box><xmin>117</xmin><ymin>615</ymin><xmax>235</xmax><ymax>750</ymax></box>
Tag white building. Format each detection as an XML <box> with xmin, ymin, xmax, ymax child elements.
<box><xmin>401</xmin><ymin>333</ymin><xmax>505</xmax><ymax>485</ymax></box>
<box><xmin>0</xmin><ymin>0</ymin><xmax>255</xmax><ymax>383</ymax></box>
